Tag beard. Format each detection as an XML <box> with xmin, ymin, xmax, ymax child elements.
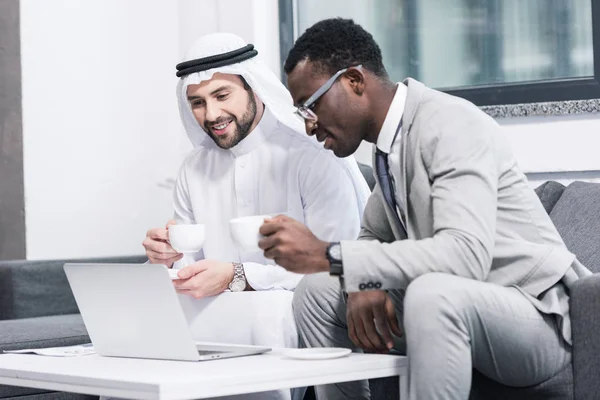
<box><xmin>204</xmin><ymin>92</ymin><xmax>257</xmax><ymax>149</ymax></box>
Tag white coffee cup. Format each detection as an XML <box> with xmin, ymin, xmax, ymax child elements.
<box><xmin>168</xmin><ymin>224</ymin><xmax>205</xmax><ymax>253</ymax></box>
<box><xmin>229</xmin><ymin>215</ymin><xmax>273</xmax><ymax>252</ymax></box>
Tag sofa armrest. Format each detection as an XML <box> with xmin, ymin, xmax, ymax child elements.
<box><xmin>571</xmin><ymin>274</ymin><xmax>600</xmax><ymax>400</ymax></box>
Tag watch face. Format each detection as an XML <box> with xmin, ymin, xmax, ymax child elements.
<box><xmin>329</xmin><ymin>243</ymin><xmax>342</xmax><ymax>261</ymax></box>
<box><xmin>229</xmin><ymin>279</ymin><xmax>246</xmax><ymax>292</ymax></box>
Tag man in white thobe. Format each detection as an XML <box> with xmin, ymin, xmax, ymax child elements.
<box><xmin>142</xmin><ymin>33</ymin><xmax>370</xmax><ymax>400</ymax></box>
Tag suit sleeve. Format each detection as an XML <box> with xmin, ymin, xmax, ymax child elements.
<box><xmin>341</xmin><ymin>109</ymin><xmax>498</xmax><ymax>292</ymax></box>
<box><xmin>357</xmin><ymin>184</ymin><xmax>396</xmax><ymax>243</ymax></box>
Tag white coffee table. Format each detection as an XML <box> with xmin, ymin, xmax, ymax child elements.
<box><xmin>0</xmin><ymin>348</ymin><xmax>408</xmax><ymax>399</ymax></box>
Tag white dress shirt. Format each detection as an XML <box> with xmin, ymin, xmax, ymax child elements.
<box><xmin>376</xmin><ymin>83</ymin><xmax>408</xmax><ymax>221</ymax></box>
<box><xmin>172</xmin><ymin>108</ymin><xmax>364</xmax><ymax>290</ymax></box>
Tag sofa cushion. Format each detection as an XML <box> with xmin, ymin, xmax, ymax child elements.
<box><xmin>549</xmin><ymin>181</ymin><xmax>600</xmax><ymax>273</ymax></box>
<box><xmin>0</xmin><ymin>314</ymin><xmax>90</xmax><ymax>398</ymax></box>
<box><xmin>534</xmin><ymin>181</ymin><xmax>566</xmax><ymax>215</ymax></box>
<box><xmin>0</xmin><ymin>255</ymin><xmax>147</xmax><ymax>320</ymax></box>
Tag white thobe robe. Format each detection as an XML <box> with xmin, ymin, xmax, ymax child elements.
<box><xmin>173</xmin><ymin>108</ymin><xmax>363</xmax><ymax>284</ymax></box>
<box><xmin>171</xmin><ymin>108</ymin><xmax>366</xmax><ymax>400</ymax></box>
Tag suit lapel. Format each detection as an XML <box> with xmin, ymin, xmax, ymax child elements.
<box><xmin>370</xmin><ymin>79</ymin><xmax>427</xmax><ymax>241</ymax></box>
<box><xmin>398</xmin><ymin>78</ymin><xmax>426</xmax><ymax>237</ymax></box>
<box><xmin>400</xmin><ymin>127</ymin><xmax>408</xmax><ymax>234</ymax></box>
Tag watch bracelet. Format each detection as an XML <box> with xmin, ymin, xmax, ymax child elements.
<box><xmin>232</xmin><ymin>262</ymin><xmax>245</xmax><ymax>281</ymax></box>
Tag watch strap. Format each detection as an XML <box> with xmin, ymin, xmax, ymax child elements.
<box><xmin>326</xmin><ymin>242</ymin><xmax>344</xmax><ymax>276</ymax></box>
<box><xmin>229</xmin><ymin>262</ymin><xmax>246</xmax><ymax>290</ymax></box>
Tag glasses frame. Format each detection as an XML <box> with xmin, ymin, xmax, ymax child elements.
<box><xmin>295</xmin><ymin>65</ymin><xmax>362</xmax><ymax>122</ymax></box>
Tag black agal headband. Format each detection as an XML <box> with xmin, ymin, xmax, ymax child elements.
<box><xmin>175</xmin><ymin>44</ymin><xmax>258</xmax><ymax>78</ymax></box>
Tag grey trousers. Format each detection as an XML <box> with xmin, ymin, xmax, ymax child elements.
<box><xmin>293</xmin><ymin>272</ymin><xmax>572</xmax><ymax>400</ymax></box>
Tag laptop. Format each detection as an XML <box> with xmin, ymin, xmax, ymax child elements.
<box><xmin>63</xmin><ymin>263</ymin><xmax>271</xmax><ymax>361</ymax></box>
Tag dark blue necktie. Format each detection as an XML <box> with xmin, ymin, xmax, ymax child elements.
<box><xmin>375</xmin><ymin>148</ymin><xmax>406</xmax><ymax>234</ymax></box>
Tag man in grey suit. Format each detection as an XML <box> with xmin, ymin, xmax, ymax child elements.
<box><xmin>258</xmin><ymin>18</ymin><xmax>591</xmax><ymax>400</ymax></box>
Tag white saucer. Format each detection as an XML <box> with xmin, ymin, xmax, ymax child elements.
<box><xmin>282</xmin><ymin>348</ymin><xmax>352</xmax><ymax>360</ymax></box>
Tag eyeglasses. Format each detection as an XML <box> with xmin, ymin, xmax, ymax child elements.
<box><xmin>295</xmin><ymin>65</ymin><xmax>362</xmax><ymax>122</ymax></box>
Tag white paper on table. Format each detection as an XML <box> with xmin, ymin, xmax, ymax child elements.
<box><xmin>3</xmin><ymin>343</ymin><xmax>95</xmax><ymax>357</ymax></box>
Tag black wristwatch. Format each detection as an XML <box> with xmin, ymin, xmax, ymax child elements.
<box><xmin>326</xmin><ymin>242</ymin><xmax>344</xmax><ymax>276</ymax></box>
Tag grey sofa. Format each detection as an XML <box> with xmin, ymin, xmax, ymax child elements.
<box><xmin>0</xmin><ymin>255</ymin><xmax>146</xmax><ymax>399</ymax></box>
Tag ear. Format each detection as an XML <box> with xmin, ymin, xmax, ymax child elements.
<box><xmin>343</xmin><ymin>67</ymin><xmax>366</xmax><ymax>96</ymax></box>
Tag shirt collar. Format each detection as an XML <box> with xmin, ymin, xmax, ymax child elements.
<box><xmin>376</xmin><ymin>83</ymin><xmax>407</xmax><ymax>154</ymax></box>
<box><xmin>229</xmin><ymin>107</ymin><xmax>278</xmax><ymax>157</ymax></box>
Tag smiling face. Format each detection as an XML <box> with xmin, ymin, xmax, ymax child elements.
<box><xmin>186</xmin><ymin>73</ymin><xmax>258</xmax><ymax>149</ymax></box>
<box><xmin>287</xmin><ymin>60</ymin><xmax>371</xmax><ymax>158</ymax></box>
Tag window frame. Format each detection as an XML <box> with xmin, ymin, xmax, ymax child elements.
<box><xmin>278</xmin><ymin>0</ymin><xmax>600</xmax><ymax>106</ymax></box>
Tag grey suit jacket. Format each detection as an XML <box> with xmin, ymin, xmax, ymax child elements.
<box><xmin>340</xmin><ymin>78</ymin><xmax>590</xmax><ymax>344</ymax></box>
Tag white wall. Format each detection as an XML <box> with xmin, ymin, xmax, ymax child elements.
<box><xmin>20</xmin><ymin>0</ymin><xmax>282</xmax><ymax>260</ymax></box>
<box><xmin>178</xmin><ymin>0</ymin><xmax>280</xmax><ymax>75</ymax></box>
<box><xmin>20</xmin><ymin>0</ymin><xmax>190</xmax><ymax>259</ymax></box>
<box><xmin>499</xmin><ymin>113</ymin><xmax>600</xmax><ymax>187</ymax></box>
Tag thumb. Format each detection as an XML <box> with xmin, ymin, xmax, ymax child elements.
<box><xmin>385</xmin><ymin>295</ymin><xmax>403</xmax><ymax>337</ymax></box>
<box><xmin>389</xmin><ymin>314</ymin><xmax>403</xmax><ymax>337</ymax></box>
<box><xmin>178</xmin><ymin>262</ymin><xmax>207</xmax><ymax>279</ymax></box>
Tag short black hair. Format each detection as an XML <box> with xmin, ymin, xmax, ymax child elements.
<box><xmin>284</xmin><ymin>18</ymin><xmax>388</xmax><ymax>79</ymax></box>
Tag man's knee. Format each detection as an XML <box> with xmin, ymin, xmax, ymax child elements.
<box><xmin>293</xmin><ymin>273</ymin><xmax>343</xmax><ymax>320</ymax></box>
<box><xmin>404</xmin><ymin>273</ymin><xmax>472</xmax><ymax>326</ymax></box>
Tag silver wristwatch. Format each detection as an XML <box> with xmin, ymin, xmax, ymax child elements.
<box><xmin>228</xmin><ymin>262</ymin><xmax>247</xmax><ymax>292</ymax></box>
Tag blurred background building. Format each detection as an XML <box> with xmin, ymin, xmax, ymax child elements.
<box><xmin>294</xmin><ymin>0</ymin><xmax>593</xmax><ymax>87</ymax></box>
